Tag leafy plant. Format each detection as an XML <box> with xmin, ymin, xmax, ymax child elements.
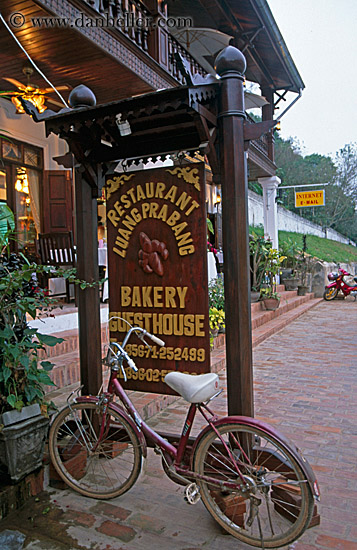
<box><xmin>209</xmin><ymin>307</ymin><xmax>225</xmax><ymax>331</ymax></box>
<box><xmin>249</xmin><ymin>232</ymin><xmax>271</xmax><ymax>292</ymax></box>
<box><xmin>261</xmin><ymin>248</ymin><xmax>286</xmax><ymax>300</ymax></box>
<box><xmin>0</xmin><ymin>248</ymin><xmax>63</xmax><ymax>414</ymax></box>
<box><xmin>296</xmin><ymin>238</ymin><xmax>319</xmax><ymax>287</ymax></box>
<box><xmin>0</xmin><ymin>207</ymin><xmax>104</xmax><ymax>415</ymax></box>
<box><xmin>208</xmin><ymin>277</ymin><xmax>225</xmax><ymax>310</ymax></box>
<box><xmin>279</xmin><ymin>237</ymin><xmax>301</xmax><ymax>270</ymax></box>
<box><xmin>207</xmin><ymin>217</ymin><xmax>214</xmax><ymax>236</ymax></box>
<box><xmin>0</xmin><ymin>204</ymin><xmax>15</xmax><ymax>249</ymax></box>
<box><xmin>260</xmin><ymin>287</ymin><xmax>280</xmax><ymax>301</ymax></box>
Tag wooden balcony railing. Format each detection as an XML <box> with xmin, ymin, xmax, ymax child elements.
<box><xmin>81</xmin><ymin>0</ymin><xmax>207</xmax><ymax>83</ymax></box>
<box><xmin>82</xmin><ymin>0</ymin><xmax>150</xmax><ymax>52</ymax></box>
<box><xmin>81</xmin><ymin>1</ymin><xmax>271</xmax><ymax>162</ymax></box>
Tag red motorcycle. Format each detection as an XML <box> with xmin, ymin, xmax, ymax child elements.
<box><xmin>324</xmin><ymin>268</ymin><xmax>357</xmax><ymax>300</ymax></box>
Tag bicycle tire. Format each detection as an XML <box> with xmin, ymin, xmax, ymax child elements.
<box><xmin>323</xmin><ymin>287</ymin><xmax>338</xmax><ymax>300</ymax></box>
<box><xmin>193</xmin><ymin>422</ymin><xmax>314</xmax><ymax>548</ymax></box>
<box><xmin>49</xmin><ymin>402</ymin><xmax>142</xmax><ymax>499</ymax></box>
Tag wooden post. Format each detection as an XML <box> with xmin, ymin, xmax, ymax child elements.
<box><xmin>74</xmin><ymin>168</ymin><xmax>102</xmax><ymax>396</ymax></box>
<box><xmin>216</xmin><ymin>46</ymin><xmax>254</xmax><ymax>417</ymax></box>
<box><xmin>261</xmin><ymin>87</ymin><xmax>275</xmax><ymax>162</ymax></box>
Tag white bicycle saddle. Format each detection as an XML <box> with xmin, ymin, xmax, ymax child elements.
<box><xmin>165</xmin><ymin>372</ymin><xmax>219</xmax><ymax>403</ymax></box>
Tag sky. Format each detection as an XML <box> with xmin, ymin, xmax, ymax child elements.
<box><xmin>267</xmin><ymin>0</ymin><xmax>357</xmax><ymax>159</ymax></box>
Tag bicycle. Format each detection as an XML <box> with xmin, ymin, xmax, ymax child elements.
<box><xmin>49</xmin><ymin>319</ymin><xmax>320</xmax><ymax>549</ymax></box>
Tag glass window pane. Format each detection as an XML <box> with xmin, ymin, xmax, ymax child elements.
<box><xmin>0</xmin><ymin>168</ymin><xmax>6</xmax><ymax>202</ymax></box>
<box><xmin>14</xmin><ymin>166</ymin><xmax>38</xmax><ymax>248</ymax></box>
<box><xmin>24</xmin><ymin>146</ymin><xmax>41</xmax><ymax>167</ymax></box>
<box><xmin>2</xmin><ymin>141</ymin><xmax>21</xmax><ymax>161</ymax></box>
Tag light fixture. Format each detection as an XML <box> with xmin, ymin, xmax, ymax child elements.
<box><xmin>15</xmin><ymin>179</ymin><xmax>23</xmax><ymax>192</ymax></box>
<box><xmin>275</xmin><ymin>121</ymin><xmax>281</xmax><ymax>131</ymax></box>
<box><xmin>214</xmin><ymin>191</ymin><xmax>221</xmax><ymax>207</ymax></box>
<box><xmin>14</xmin><ymin>168</ymin><xmax>29</xmax><ymax>193</ymax></box>
<box><xmin>11</xmin><ymin>92</ymin><xmax>47</xmax><ymax>114</ymax></box>
<box><xmin>116</xmin><ymin>114</ymin><xmax>131</xmax><ymax>136</ymax></box>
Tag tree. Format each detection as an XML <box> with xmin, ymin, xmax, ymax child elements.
<box><xmin>273</xmin><ymin>135</ymin><xmax>357</xmax><ymax>242</ymax></box>
<box><xmin>332</xmin><ymin>143</ymin><xmax>357</xmax><ymax>240</ymax></box>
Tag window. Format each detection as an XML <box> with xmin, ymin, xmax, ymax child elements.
<box><xmin>0</xmin><ymin>138</ymin><xmax>43</xmax><ymax>251</ymax></box>
<box><xmin>0</xmin><ymin>169</ymin><xmax>6</xmax><ymax>202</ymax></box>
<box><xmin>2</xmin><ymin>141</ymin><xmax>21</xmax><ymax>161</ymax></box>
<box><xmin>24</xmin><ymin>146</ymin><xmax>41</xmax><ymax>167</ymax></box>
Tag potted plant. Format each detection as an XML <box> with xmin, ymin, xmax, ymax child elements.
<box><xmin>249</xmin><ymin>232</ymin><xmax>271</xmax><ymax>301</ymax></box>
<box><xmin>297</xmin><ymin>254</ymin><xmax>317</xmax><ymax>296</ymax></box>
<box><xmin>279</xmin><ymin>238</ymin><xmax>301</xmax><ymax>290</ymax></box>
<box><xmin>260</xmin><ymin>287</ymin><xmax>280</xmax><ymax>311</ymax></box>
<box><xmin>260</xmin><ymin>248</ymin><xmax>286</xmax><ymax>311</ymax></box>
<box><xmin>0</xmin><ymin>205</ymin><xmax>63</xmax><ymax>482</ymax></box>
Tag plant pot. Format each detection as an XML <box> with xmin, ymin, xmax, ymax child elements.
<box><xmin>283</xmin><ymin>277</ymin><xmax>300</xmax><ymax>291</ymax></box>
<box><xmin>297</xmin><ymin>285</ymin><xmax>309</xmax><ymax>296</ymax></box>
<box><xmin>250</xmin><ymin>291</ymin><xmax>261</xmax><ymax>303</ymax></box>
<box><xmin>0</xmin><ymin>404</ymin><xmax>49</xmax><ymax>482</ymax></box>
<box><xmin>261</xmin><ymin>298</ymin><xmax>280</xmax><ymax>311</ymax></box>
<box><xmin>280</xmin><ymin>268</ymin><xmax>293</xmax><ymax>280</ymax></box>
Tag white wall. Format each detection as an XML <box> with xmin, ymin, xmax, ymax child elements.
<box><xmin>248</xmin><ymin>189</ymin><xmax>356</xmax><ymax>246</ymax></box>
<box><xmin>0</xmin><ymin>98</ymin><xmax>68</xmax><ymax>170</ymax></box>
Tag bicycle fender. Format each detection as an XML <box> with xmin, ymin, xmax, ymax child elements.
<box><xmin>75</xmin><ymin>396</ymin><xmax>147</xmax><ymax>458</ymax></box>
<box><xmin>192</xmin><ymin>415</ymin><xmax>319</xmax><ymax>500</ymax></box>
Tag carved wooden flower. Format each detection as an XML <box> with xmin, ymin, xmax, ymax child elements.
<box><xmin>138</xmin><ymin>232</ymin><xmax>169</xmax><ymax>276</ymax></box>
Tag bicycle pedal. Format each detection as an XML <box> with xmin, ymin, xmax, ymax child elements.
<box><xmin>184</xmin><ymin>483</ymin><xmax>201</xmax><ymax>505</ymax></box>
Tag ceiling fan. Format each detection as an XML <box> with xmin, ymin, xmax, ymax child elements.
<box><xmin>0</xmin><ymin>66</ymin><xmax>71</xmax><ymax>114</ymax></box>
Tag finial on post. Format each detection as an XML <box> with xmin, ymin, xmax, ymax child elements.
<box><xmin>69</xmin><ymin>85</ymin><xmax>96</xmax><ymax>109</ymax></box>
<box><xmin>215</xmin><ymin>45</ymin><xmax>246</xmax><ymax>77</ymax></box>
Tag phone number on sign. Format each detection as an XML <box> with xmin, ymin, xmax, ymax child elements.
<box><xmin>122</xmin><ymin>344</ymin><xmax>206</xmax><ymax>362</ymax></box>
<box><xmin>117</xmin><ymin>367</ymin><xmax>197</xmax><ymax>383</ymax></box>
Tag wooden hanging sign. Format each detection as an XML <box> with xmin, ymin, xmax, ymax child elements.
<box><xmin>105</xmin><ymin>163</ymin><xmax>210</xmax><ymax>393</ymax></box>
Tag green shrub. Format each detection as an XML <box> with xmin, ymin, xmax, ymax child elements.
<box><xmin>208</xmin><ymin>277</ymin><xmax>224</xmax><ymax>310</ymax></box>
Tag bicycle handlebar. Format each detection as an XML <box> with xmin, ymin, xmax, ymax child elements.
<box><xmin>126</xmin><ymin>356</ymin><xmax>137</xmax><ymax>371</ymax></box>
<box><xmin>106</xmin><ymin>318</ymin><xmax>166</xmax><ymax>378</ymax></box>
<box><xmin>146</xmin><ymin>333</ymin><xmax>165</xmax><ymax>347</ymax></box>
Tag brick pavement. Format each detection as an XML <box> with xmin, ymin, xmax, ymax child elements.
<box><xmin>1</xmin><ymin>299</ymin><xmax>357</xmax><ymax>549</ymax></box>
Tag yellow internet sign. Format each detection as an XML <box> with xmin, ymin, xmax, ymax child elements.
<box><xmin>295</xmin><ymin>190</ymin><xmax>325</xmax><ymax>208</ymax></box>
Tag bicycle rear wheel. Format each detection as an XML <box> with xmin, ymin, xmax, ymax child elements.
<box><xmin>193</xmin><ymin>422</ymin><xmax>314</xmax><ymax>548</ymax></box>
<box><xmin>49</xmin><ymin>402</ymin><xmax>142</xmax><ymax>499</ymax></box>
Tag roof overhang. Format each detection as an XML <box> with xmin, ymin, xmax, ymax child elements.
<box><xmin>167</xmin><ymin>0</ymin><xmax>304</xmax><ymax>94</ymax></box>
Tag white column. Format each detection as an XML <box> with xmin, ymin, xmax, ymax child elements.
<box><xmin>258</xmin><ymin>175</ymin><xmax>280</xmax><ymax>250</ymax></box>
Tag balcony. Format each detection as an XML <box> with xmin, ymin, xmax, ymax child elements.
<box><xmin>81</xmin><ymin>0</ymin><xmax>207</xmax><ymax>84</ymax></box>
<box><xmin>79</xmin><ymin>0</ymin><xmax>274</xmax><ymax>174</ymax></box>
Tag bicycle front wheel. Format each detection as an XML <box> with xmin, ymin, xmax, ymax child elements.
<box><xmin>49</xmin><ymin>402</ymin><xmax>142</xmax><ymax>499</ymax></box>
<box><xmin>193</xmin><ymin>422</ymin><xmax>314</xmax><ymax>548</ymax></box>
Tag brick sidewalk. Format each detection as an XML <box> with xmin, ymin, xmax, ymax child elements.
<box><xmin>1</xmin><ymin>299</ymin><xmax>357</xmax><ymax>549</ymax></box>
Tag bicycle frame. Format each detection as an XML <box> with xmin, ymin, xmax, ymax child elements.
<box><xmin>75</xmin><ymin>365</ymin><xmax>319</xmax><ymax>499</ymax></box>
<box><xmin>108</xmin><ymin>372</ymin><xmax>249</xmax><ymax>486</ymax></box>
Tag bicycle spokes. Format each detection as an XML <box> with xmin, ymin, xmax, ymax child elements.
<box><xmin>193</xmin><ymin>422</ymin><xmax>314</xmax><ymax>548</ymax></box>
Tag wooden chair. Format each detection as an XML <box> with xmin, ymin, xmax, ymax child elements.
<box><xmin>37</xmin><ymin>231</ymin><xmax>76</xmax><ymax>303</ymax></box>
